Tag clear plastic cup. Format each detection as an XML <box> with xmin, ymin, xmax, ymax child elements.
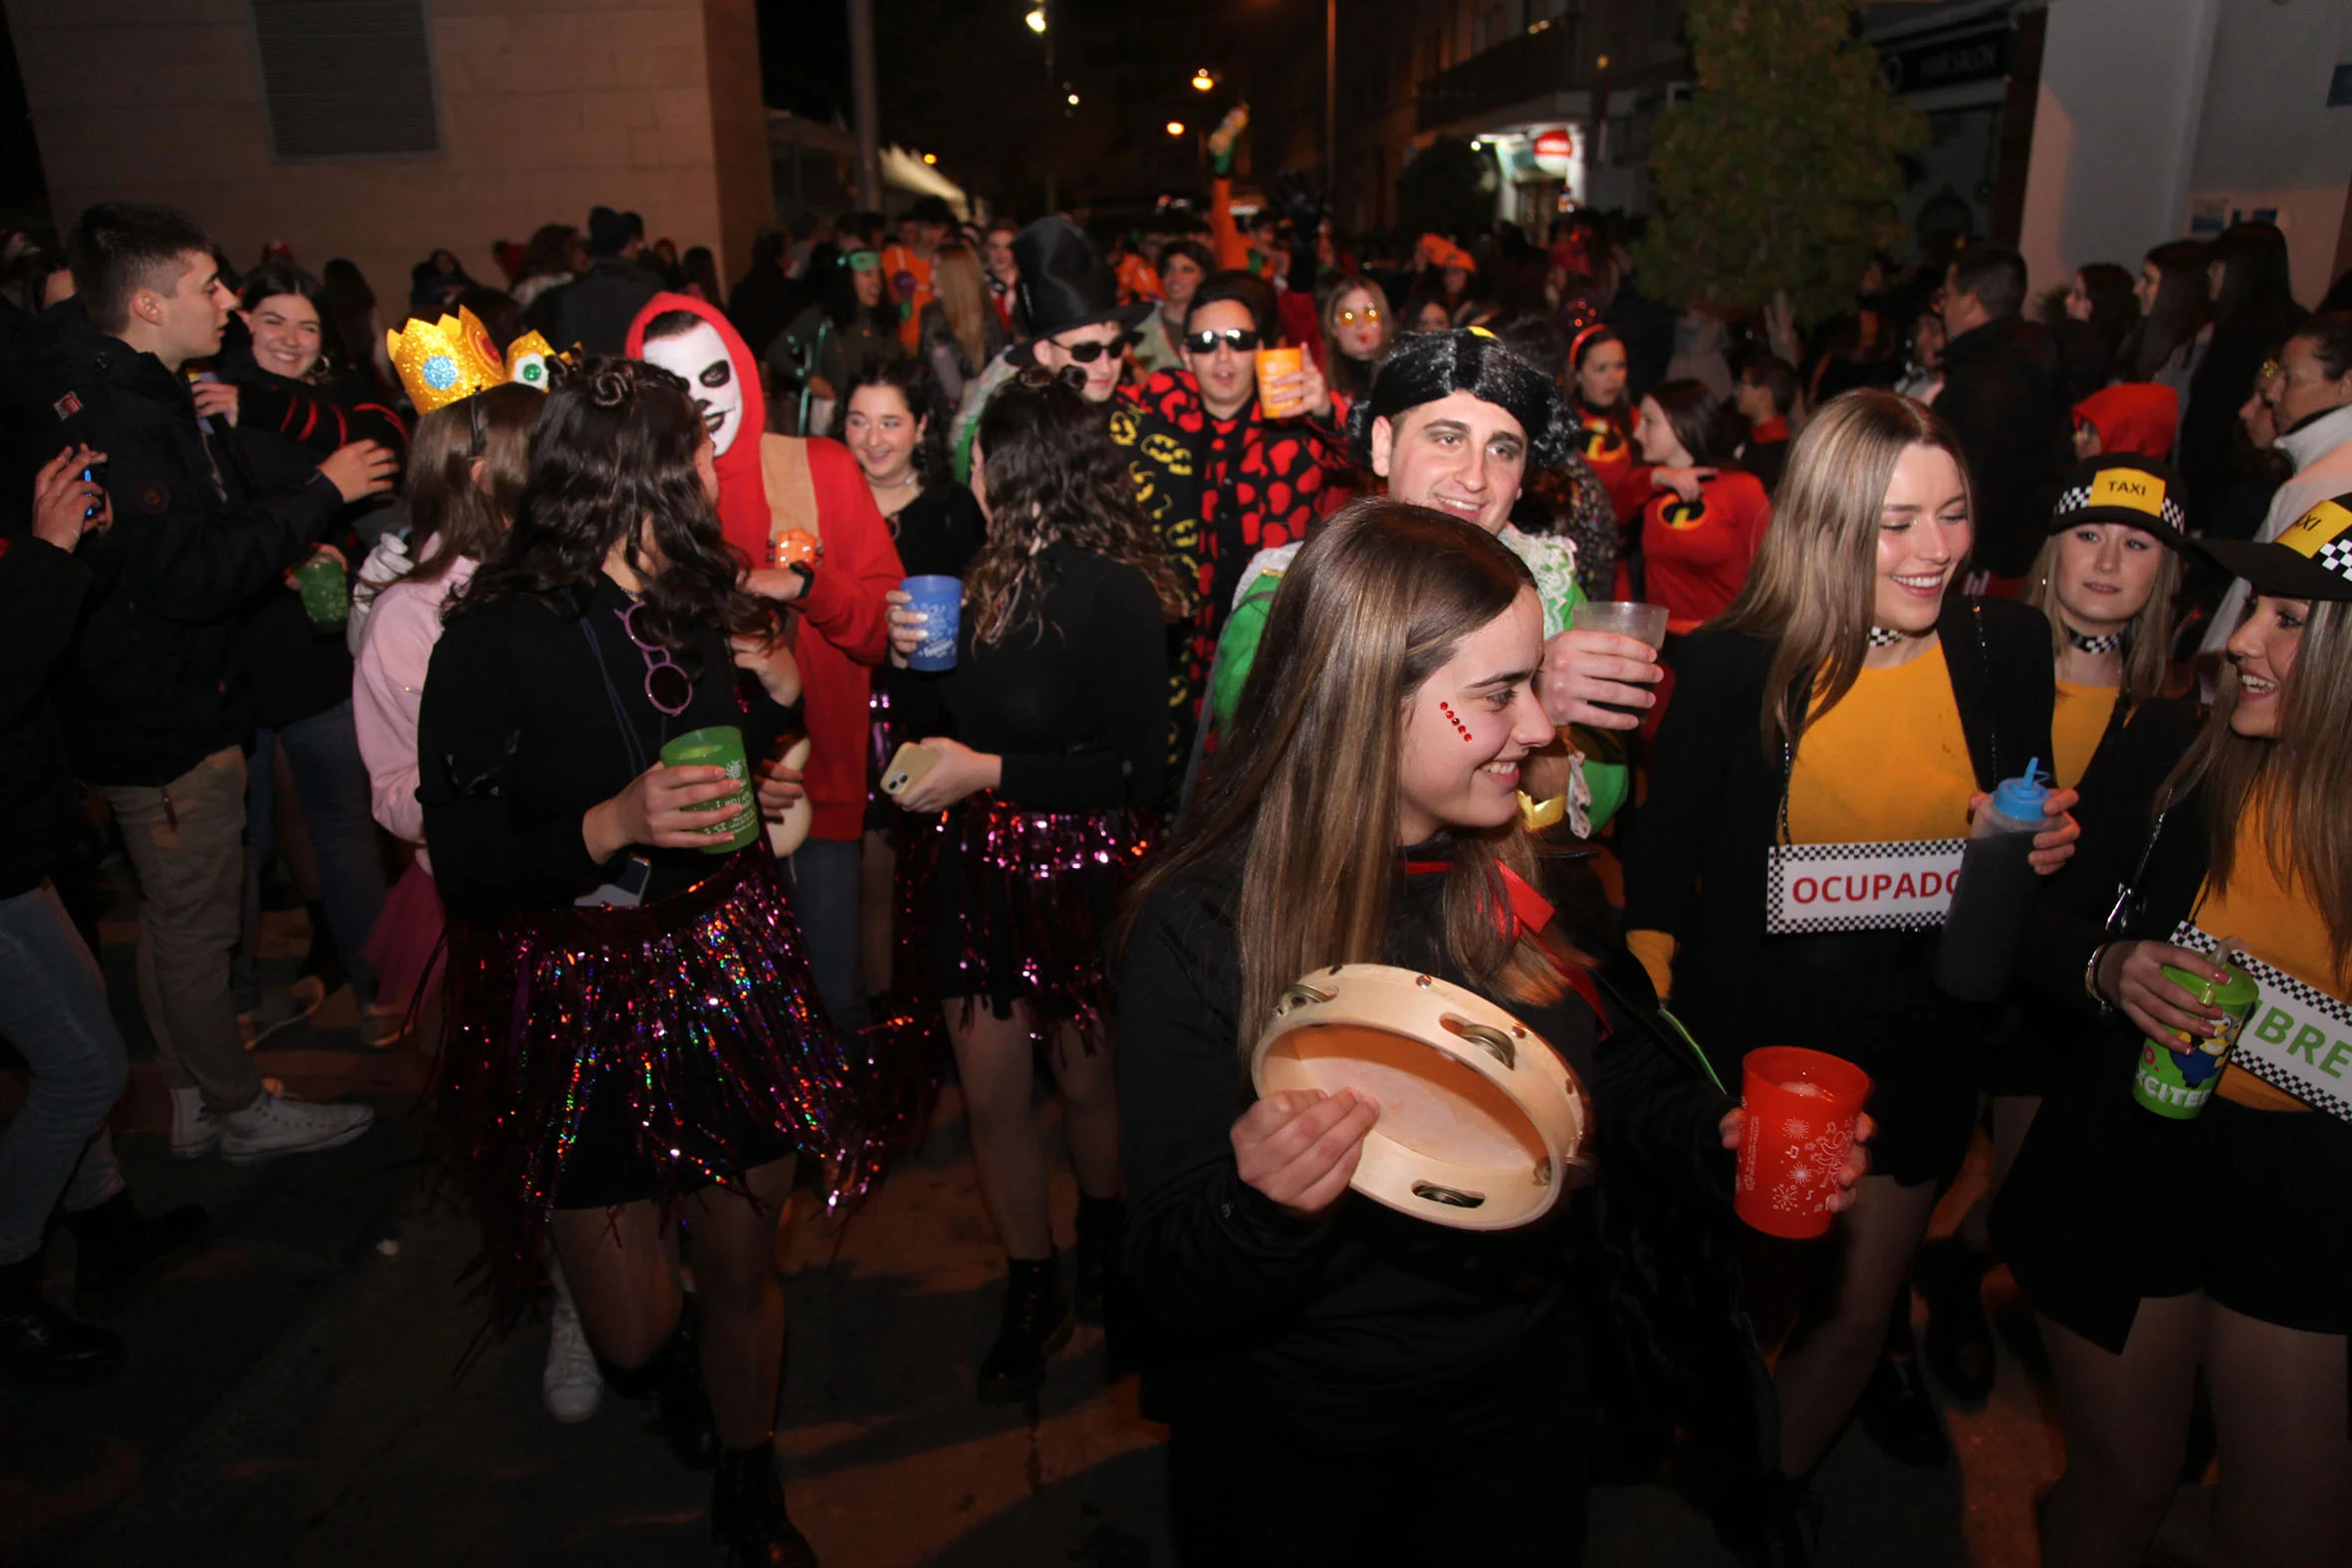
<box><xmin>1568</xmin><ymin>598</ymin><xmax>1669</xmax><ymax>649</ymax></box>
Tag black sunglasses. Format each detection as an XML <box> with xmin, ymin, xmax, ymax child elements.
<box><xmin>1184</xmin><ymin>328</ymin><xmax>1264</xmax><ymax>354</ymax></box>
<box><xmin>1053</xmin><ymin>333</ymin><xmax>1137</xmax><ymax>364</ymax></box>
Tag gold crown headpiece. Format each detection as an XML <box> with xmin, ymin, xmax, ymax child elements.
<box><xmin>386</xmin><ymin>307</ymin><xmax>564</xmax><ymax>413</ymax></box>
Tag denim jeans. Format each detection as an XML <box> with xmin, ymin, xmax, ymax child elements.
<box><xmin>234</xmin><ymin>700</ymin><xmax>387</xmax><ymax>1012</ymax></box>
<box><xmin>784</xmin><ymin>836</ymin><xmax>864</xmax><ymax>1032</ymax></box>
<box><xmin>0</xmin><ymin>884</ymin><xmax>129</xmax><ymax>1265</ymax></box>
<box><xmin>93</xmin><ymin>749</ymin><xmax>260</xmax><ymax>1113</ymax></box>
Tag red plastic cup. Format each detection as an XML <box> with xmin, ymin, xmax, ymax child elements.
<box><xmin>1735</xmin><ymin>1046</ymin><xmax>1872</xmax><ymax>1239</ymax></box>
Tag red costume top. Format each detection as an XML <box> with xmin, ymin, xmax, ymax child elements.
<box><xmin>1639</xmin><ymin>470</ymin><xmax>1773</xmax><ymax>635</ymax></box>
<box><xmin>1574</xmin><ymin>402</ymin><xmax>1653</xmax><ymax>524</ymax></box>
<box><xmin>624</xmin><ymin>293</ymin><xmax>903</xmax><ymax>843</ymax></box>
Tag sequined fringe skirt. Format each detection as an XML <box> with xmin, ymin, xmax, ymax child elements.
<box><xmin>435</xmin><ymin>846</ymin><xmax>862</xmax><ymax>1325</ymax></box>
<box><xmin>890</xmin><ymin>796</ymin><xmax>1151</xmax><ymax>1052</ymax></box>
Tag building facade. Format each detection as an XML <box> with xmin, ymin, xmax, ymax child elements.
<box><xmin>3</xmin><ymin>0</ymin><xmax>774</xmax><ymax>308</ymax></box>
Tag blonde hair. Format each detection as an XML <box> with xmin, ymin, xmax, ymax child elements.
<box><xmin>1129</xmin><ymin>499</ymin><xmax>1586</xmax><ymax>1058</ymax></box>
<box><xmin>2160</xmin><ymin>598</ymin><xmax>2352</xmax><ymax>976</ymax></box>
<box><xmin>931</xmin><ymin>243</ymin><xmax>990</xmax><ymax>375</ymax></box>
<box><xmin>1712</xmin><ymin>389</ymin><xmax>1973</xmax><ymax>757</ymax></box>
<box><xmin>2023</xmin><ymin>528</ymin><xmax>2183</xmax><ymax>707</ymax></box>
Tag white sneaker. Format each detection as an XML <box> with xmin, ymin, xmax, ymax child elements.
<box><xmin>542</xmin><ymin>1262</ymin><xmax>603</xmax><ymax>1424</ymax></box>
<box><xmin>170</xmin><ymin>1086</ymin><xmax>220</xmax><ymax>1160</ymax></box>
<box><xmin>218</xmin><ymin>1089</ymin><xmax>374</xmax><ymax>1165</ymax></box>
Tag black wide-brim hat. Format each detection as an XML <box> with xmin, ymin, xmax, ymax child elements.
<box><xmin>1007</xmin><ymin>216</ymin><xmax>1151</xmax><ymax>363</ymax></box>
<box><xmin>2048</xmin><ymin>453</ymin><xmax>2191</xmax><ymax>547</ymax></box>
<box><xmin>2201</xmin><ymin>491</ymin><xmax>2352</xmax><ymax>603</ymax></box>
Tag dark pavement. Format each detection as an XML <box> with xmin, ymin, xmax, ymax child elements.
<box><xmin>1</xmin><ymin>889</ymin><xmax>2225</xmax><ymax>1567</ymax></box>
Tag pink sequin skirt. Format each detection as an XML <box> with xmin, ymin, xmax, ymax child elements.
<box><xmin>435</xmin><ymin>846</ymin><xmax>863</xmax><ymax>1323</ymax></box>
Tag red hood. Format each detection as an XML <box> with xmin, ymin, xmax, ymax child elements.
<box><xmin>2074</xmin><ymin>382</ymin><xmax>2179</xmax><ymax>461</ymax></box>
<box><xmin>625</xmin><ymin>292</ymin><xmax>772</xmax><ymax>562</ymax></box>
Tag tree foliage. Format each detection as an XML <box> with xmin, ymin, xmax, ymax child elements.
<box><xmin>1396</xmin><ymin>135</ymin><xmax>1499</xmax><ymax>242</ymax></box>
<box><xmin>1633</xmin><ymin>0</ymin><xmax>1924</xmax><ymax>323</ymax></box>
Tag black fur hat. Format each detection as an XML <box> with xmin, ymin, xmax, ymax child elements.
<box><xmin>1345</xmin><ymin>328</ymin><xmax>1573</xmax><ymax>472</ymax></box>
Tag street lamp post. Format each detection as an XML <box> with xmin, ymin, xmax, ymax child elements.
<box><xmin>848</xmin><ymin>0</ymin><xmax>881</xmax><ymax>210</ymax></box>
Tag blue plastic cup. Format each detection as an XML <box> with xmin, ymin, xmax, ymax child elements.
<box><xmin>901</xmin><ymin>575</ymin><xmax>962</xmax><ymax>672</ymax></box>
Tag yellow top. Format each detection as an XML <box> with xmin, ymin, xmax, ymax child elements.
<box><xmin>2051</xmin><ymin>681</ymin><xmax>2120</xmax><ymax>792</ymax></box>
<box><xmin>1785</xmin><ymin>643</ymin><xmax>1977</xmax><ymax>846</ymax></box>
<box><xmin>2200</xmin><ymin>799</ymin><xmax>2333</xmax><ymax>1112</ymax></box>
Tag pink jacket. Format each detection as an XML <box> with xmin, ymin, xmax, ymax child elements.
<box><xmin>353</xmin><ymin>554</ymin><xmax>476</xmax><ymax>868</ymax></box>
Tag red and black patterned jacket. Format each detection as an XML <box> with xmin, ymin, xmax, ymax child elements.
<box><xmin>1109</xmin><ymin>369</ymin><xmax>1355</xmax><ymax>777</ymax></box>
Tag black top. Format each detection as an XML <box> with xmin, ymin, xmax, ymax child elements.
<box><xmin>885</xmin><ymin>483</ymin><xmax>985</xmax><ymax>580</ymax></box>
<box><xmin>1936</xmin><ymin>317</ymin><xmax>2072</xmax><ymax>578</ymax></box>
<box><xmin>0</xmin><ymin>535</ymin><xmax>93</xmax><ymax>897</ymax></box>
<box><xmin>42</xmin><ymin>309</ymin><xmax>341</xmax><ymax>784</ymax></box>
<box><xmin>1621</xmin><ymin>594</ymin><xmax>2056</xmax><ymax>1065</ymax></box>
<box><xmin>1117</xmin><ymin>847</ymin><xmax>1732</xmax><ymax>1450</ymax></box>
<box><xmin>891</xmin><ymin>544</ymin><xmax>1168</xmax><ymax>811</ymax></box>
<box><xmin>417</xmin><ymin>573</ymin><xmax>796</xmax><ymax>920</ymax></box>
<box><xmin>220</xmin><ymin>358</ymin><xmax>373</xmax><ymax>731</ymax></box>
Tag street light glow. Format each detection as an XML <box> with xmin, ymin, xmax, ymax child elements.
<box><xmin>1191</xmin><ymin>69</ymin><xmax>1215</xmax><ymax>92</ymax></box>
<box><xmin>1066</xmin><ymin>92</ymin><xmax>1080</xmax><ymax>106</ymax></box>
<box><xmin>1166</xmin><ymin>120</ymin><xmax>1186</xmax><ymax>136</ymax></box>
<box><xmin>922</xmin><ymin>151</ymin><xmax>937</xmax><ymax>164</ymax></box>
<box><xmin>1025</xmin><ymin>7</ymin><xmax>1046</xmax><ymax>33</ymax></box>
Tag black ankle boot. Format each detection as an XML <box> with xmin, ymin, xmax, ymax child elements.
<box><xmin>1071</xmin><ymin>1195</ymin><xmax>1124</xmax><ymax>1326</ymax></box>
<box><xmin>712</xmin><ymin>1440</ymin><xmax>819</xmax><ymax>1567</ymax></box>
<box><xmin>1857</xmin><ymin>1297</ymin><xmax>1950</xmax><ymax>1469</ymax></box>
<box><xmin>626</xmin><ymin>1315</ymin><xmax>717</xmax><ymax>1470</ymax></box>
<box><xmin>1920</xmin><ymin>1238</ymin><xmax>1997</xmax><ymax>1406</ymax></box>
<box><xmin>61</xmin><ymin>1192</ymin><xmax>210</xmax><ymax>1307</ymax></box>
<box><xmin>977</xmin><ymin>1253</ymin><xmax>1069</xmax><ymax>1405</ymax></box>
<box><xmin>0</xmin><ymin>1254</ymin><xmax>125</xmax><ymax>1392</ymax></box>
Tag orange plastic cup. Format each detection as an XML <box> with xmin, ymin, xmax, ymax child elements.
<box><xmin>1255</xmin><ymin>346</ymin><xmax>1303</xmax><ymax>418</ymax></box>
<box><xmin>1735</xmin><ymin>1046</ymin><xmax>1872</xmax><ymax>1239</ymax></box>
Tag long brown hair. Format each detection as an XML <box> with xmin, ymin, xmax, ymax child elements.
<box><xmin>968</xmin><ymin>367</ymin><xmax>1189</xmax><ymax>644</ymax></box>
<box><xmin>2159</xmin><ymin>598</ymin><xmax>2352</xmax><ymax>975</ymax></box>
<box><xmin>1129</xmin><ymin>499</ymin><xmax>1585</xmax><ymax>1057</ymax></box>
<box><xmin>2023</xmin><ymin>527</ymin><xmax>2183</xmax><ymax>707</ymax></box>
<box><xmin>1712</xmin><ymin>389</ymin><xmax>1973</xmax><ymax>758</ymax></box>
<box><xmin>388</xmin><ymin>382</ymin><xmax>542</xmax><ymax>594</ymax></box>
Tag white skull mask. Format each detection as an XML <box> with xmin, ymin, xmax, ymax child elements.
<box><xmin>642</xmin><ymin>322</ymin><xmax>746</xmax><ymax>457</ymax></box>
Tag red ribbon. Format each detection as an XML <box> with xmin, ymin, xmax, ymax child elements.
<box><xmin>1402</xmin><ymin>860</ymin><xmax>1607</xmax><ymax>1033</ymax></box>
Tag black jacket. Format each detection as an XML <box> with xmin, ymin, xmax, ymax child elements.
<box><xmin>217</xmin><ymin>349</ymin><xmax>379</xmax><ymax>730</ymax></box>
<box><xmin>1936</xmin><ymin>317</ymin><xmax>2072</xmax><ymax>577</ymax></box>
<box><xmin>418</xmin><ymin>576</ymin><xmax>798</xmax><ymax>920</ymax></box>
<box><xmin>0</xmin><ymin>535</ymin><xmax>94</xmax><ymax>898</ymax></box>
<box><xmin>1118</xmin><ymin>847</ymin><xmax>1768</xmax><ymax>1478</ymax></box>
<box><xmin>43</xmin><ymin>312</ymin><xmax>342</xmax><ymax>785</ymax></box>
<box><xmin>1621</xmin><ymin>594</ymin><xmax>2056</xmax><ymax>1072</ymax></box>
<box><xmin>530</xmin><ymin>255</ymin><xmax>662</xmax><ymax>358</ymax></box>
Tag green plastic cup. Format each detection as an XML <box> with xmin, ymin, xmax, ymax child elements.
<box><xmin>2130</xmin><ymin>963</ymin><xmax>2260</xmax><ymax>1119</ymax></box>
<box><xmin>294</xmin><ymin>551</ymin><xmax>348</xmax><ymax>630</ymax></box>
<box><xmin>659</xmin><ymin>725</ymin><xmax>760</xmax><ymax>854</ymax></box>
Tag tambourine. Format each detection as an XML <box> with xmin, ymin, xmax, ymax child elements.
<box><xmin>1250</xmin><ymin>964</ymin><xmax>1594</xmax><ymax>1231</ymax></box>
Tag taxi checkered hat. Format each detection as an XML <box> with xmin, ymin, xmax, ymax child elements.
<box><xmin>2049</xmin><ymin>453</ymin><xmax>2189</xmax><ymax>546</ymax></box>
<box><xmin>2201</xmin><ymin>491</ymin><xmax>2352</xmax><ymax>603</ymax></box>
